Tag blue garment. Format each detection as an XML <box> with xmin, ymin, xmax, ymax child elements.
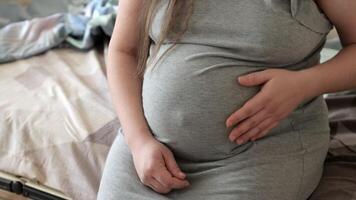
<box><xmin>0</xmin><ymin>0</ymin><xmax>118</xmax><ymax>63</ymax></box>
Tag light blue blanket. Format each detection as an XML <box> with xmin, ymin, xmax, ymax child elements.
<box><xmin>0</xmin><ymin>0</ymin><xmax>117</xmax><ymax>63</ymax></box>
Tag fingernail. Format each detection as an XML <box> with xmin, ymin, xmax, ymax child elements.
<box><xmin>230</xmin><ymin>132</ymin><xmax>240</xmax><ymax>141</ymax></box>
<box><xmin>179</xmin><ymin>172</ymin><xmax>185</xmax><ymax>177</ymax></box>
<box><xmin>225</xmin><ymin>121</ymin><xmax>230</xmax><ymax>128</ymax></box>
<box><xmin>229</xmin><ymin>136</ymin><xmax>236</xmax><ymax>142</ymax></box>
<box><xmin>237</xmin><ymin>139</ymin><xmax>243</xmax><ymax>145</ymax></box>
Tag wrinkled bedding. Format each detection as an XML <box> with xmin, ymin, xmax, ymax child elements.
<box><xmin>0</xmin><ymin>45</ymin><xmax>120</xmax><ymax>200</ymax></box>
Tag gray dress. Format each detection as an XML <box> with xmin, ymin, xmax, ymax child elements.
<box><xmin>97</xmin><ymin>0</ymin><xmax>333</xmax><ymax>199</ymax></box>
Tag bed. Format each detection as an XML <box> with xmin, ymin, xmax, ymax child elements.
<box><xmin>0</xmin><ymin>43</ymin><xmax>121</xmax><ymax>200</ymax></box>
<box><xmin>0</xmin><ymin>1</ymin><xmax>119</xmax><ymax>199</ymax></box>
<box><xmin>0</xmin><ymin>1</ymin><xmax>355</xmax><ymax>200</ymax></box>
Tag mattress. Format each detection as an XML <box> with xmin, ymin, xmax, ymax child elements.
<box><xmin>0</xmin><ymin>45</ymin><xmax>120</xmax><ymax>200</ymax></box>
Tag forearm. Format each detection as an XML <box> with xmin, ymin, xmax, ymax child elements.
<box><xmin>107</xmin><ymin>48</ymin><xmax>154</xmax><ymax>150</ymax></box>
<box><xmin>300</xmin><ymin>43</ymin><xmax>356</xmax><ymax>99</ymax></box>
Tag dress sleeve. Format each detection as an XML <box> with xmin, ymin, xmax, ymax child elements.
<box><xmin>290</xmin><ymin>0</ymin><xmax>333</xmax><ymax>34</ymax></box>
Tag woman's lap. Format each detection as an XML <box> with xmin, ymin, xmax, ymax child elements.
<box><xmin>97</xmin><ymin>118</ymin><xmax>330</xmax><ymax>200</ymax></box>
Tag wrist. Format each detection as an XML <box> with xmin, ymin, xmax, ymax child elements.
<box><xmin>123</xmin><ymin>129</ymin><xmax>156</xmax><ymax>152</ymax></box>
<box><xmin>296</xmin><ymin>67</ymin><xmax>325</xmax><ymax>101</ymax></box>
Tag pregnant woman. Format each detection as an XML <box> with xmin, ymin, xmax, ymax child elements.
<box><xmin>97</xmin><ymin>0</ymin><xmax>356</xmax><ymax>199</ymax></box>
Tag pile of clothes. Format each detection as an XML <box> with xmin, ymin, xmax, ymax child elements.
<box><xmin>0</xmin><ymin>0</ymin><xmax>118</xmax><ymax>63</ymax></box>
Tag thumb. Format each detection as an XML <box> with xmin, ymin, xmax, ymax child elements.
<box><xmin>162</xmin><ymin>150</ymin><xmax>186</xmax><ymax>180</ymax></box>
<box><xmin>238</xmin><ymin>70</ymin><xmax>272</xmax><ymax>86</ymax></box>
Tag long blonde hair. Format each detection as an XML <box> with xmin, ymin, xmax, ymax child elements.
<box><xmin>136</xmin><ymin>0</ymin><xmax>194</xmax><ymax>78</ymax></box>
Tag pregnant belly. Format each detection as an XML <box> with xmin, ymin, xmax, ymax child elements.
<box><xmin>142</xmin><ymin>44</ymin><xmax>265</xmax><ymax>161</ymax></box>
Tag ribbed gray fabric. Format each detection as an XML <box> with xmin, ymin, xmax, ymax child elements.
<box><xmin>97</xmin><ymin>0</ymin><xmax>333</xmax><ymax>199</ymax></box>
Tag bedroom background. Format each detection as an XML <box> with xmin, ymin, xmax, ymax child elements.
<box><xmin>0</xmin><ymin>0</ymin><xmax>355</xmax><ymax>200</ymax></box>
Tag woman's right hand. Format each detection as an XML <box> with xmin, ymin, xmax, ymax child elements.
<box><xmin>130</xmin><ymin>137</ymin><xmax>190</xmax><ymax>194</ymax></box>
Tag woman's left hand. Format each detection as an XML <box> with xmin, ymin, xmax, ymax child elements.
<box><xmin>226</xmin><ymin>68</ymin><xmax>310</xmax><ymax>144</ymax></box>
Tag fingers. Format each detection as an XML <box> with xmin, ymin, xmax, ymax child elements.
<box><xmin>154</xmin><ymin>170</ymin><xmax>175</xmax><ymax>189</ymax></box>
<box><xmin>226</xmin><ymin>92</ymin><xmax>265</xmax><ymax>128</ymax></box>
<box><xmin>251</xmin><ymin>121</ymin><xmax>279</xmax><ymax>141</ymax></box>
<box><xmin>238</xmin><ymin>70</ymin><xmax>272</xmax><ymax>86</ymax></box>
<box><xmin>234</xmin><ymin>117</ymin><xmax>274</xmax><ymax>144</ymax></box>
<box><xmin>144</xmin><ymin>148</ymin><xmax>190</xmax><ymax>194</ymax></box>
<box><xmin>228</xmin><ymin>109</ymin><xmax>268</xmax><ymax>142</ymax></box>
<box><xmin>154</xmin><ymin>170</ymin><xmax>189</xmax><ymax>191</ymax></box>
<box><xmin>234</xmin><ymin>117</ymin><xmax>279</xmax><ymax>144</ymax></box>
<box><xmin>149</xmin><ymin>177</ymin><xmax>171</xmax><ymax>194</ymax></box>
<box><xmin>169</xmin><ymin>177</ymin><xmax>190</xmax><ymax>189</ymax></box>
<box><xmin>135</xmin><ymin>141</ymin><xmax>190</xmax><ymax>194</ymax></box>
<box><xmin>234</xmin><ymin>126</ymin><xmax>260</xmax><ymax>144</ymax></box>
<box><xmin>162</xmin><ymin>149</ymin><xmax>186</xmax><ymax>180</ymax></box>
<box><xmin>143</xmin><ymin>168</ymin><xmax>189</xmax><ymax>194</ymax></box>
